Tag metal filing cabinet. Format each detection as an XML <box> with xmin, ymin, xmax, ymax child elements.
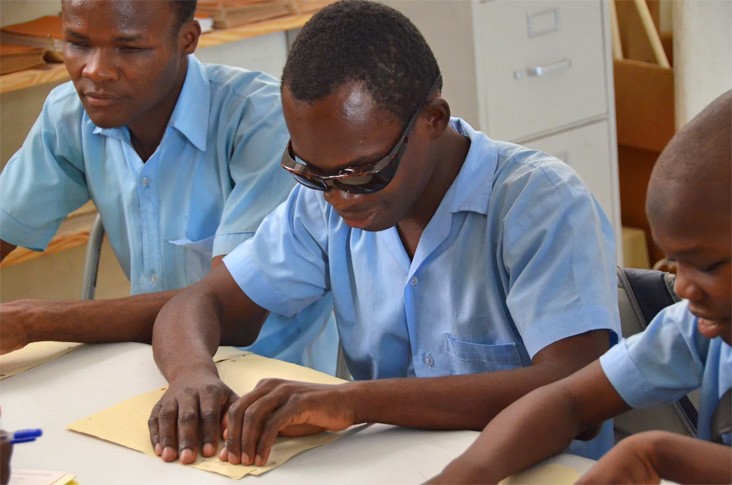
<box><xmin>385</xmin><ymin>0</ymin><xmax>622</xmax><ymax>260</ymax></box>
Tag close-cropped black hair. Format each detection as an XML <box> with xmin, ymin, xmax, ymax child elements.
<box><xmin>170</xmin><ymin>0</ymin><xmax>197</xmax><ymax>33</ymax></box>
<box><xmin>282</xmin><ymin>0</ymin><xmax>442</xmax><ymax>124</ymax></box>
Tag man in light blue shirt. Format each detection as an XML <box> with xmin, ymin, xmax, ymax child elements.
<box><xmin>0</xmin><ymin>0</ymin><xmax>336</xmax><ymax>373</ymax></box>
<box><xmin>148</xmin><ymin>1</ymin><xmax>619</xmax><ymax>466</ymax></box>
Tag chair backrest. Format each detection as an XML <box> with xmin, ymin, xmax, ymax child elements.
<box><xmin>614</xmin><ymin>266</ymin><xmax>698</xmax><ymax>440</ymax></box>
<box><xmin>81</xmin><ymin>213</ymin><xmax>105</xmax><ymax>300</ymax></box>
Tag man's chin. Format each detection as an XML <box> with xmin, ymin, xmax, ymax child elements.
<box><xmin>82</xmin><ymin>106</ymin><xmax>128</xmax><ymax>129</ymax></box>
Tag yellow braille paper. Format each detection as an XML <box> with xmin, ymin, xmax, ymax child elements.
<box><xmin>68</xmin><ymin>352</ymin><xmax>347</xmax><ymax>479</ymax></box>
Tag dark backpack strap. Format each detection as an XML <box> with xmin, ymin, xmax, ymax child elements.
<box><xmin>712</xmin><ymin>388</ymin><xmax>732</xmax><ymax>444</ymax></box>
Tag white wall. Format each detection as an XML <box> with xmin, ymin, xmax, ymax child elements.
<box><xmin>0</xmin><ymin>0</ymin><xmax>60</xmax><ymax>26</ymax></box>
<box><xmin>673</xmin><ymin>0</ymin><xmax>732</xmax><ymax>125</ymax></box>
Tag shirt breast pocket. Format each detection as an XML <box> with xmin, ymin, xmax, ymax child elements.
<box><xmin>168</xmin><ymin>236</ymin><xmax>215</xmax><ymax>282</ymax></box>
<box><xmin>445</xmin><ymin>334</ymin><xmax>523</xmax><ymax>374</ymax></box>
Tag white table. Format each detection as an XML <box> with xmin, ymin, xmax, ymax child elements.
<box><xmin>0</xmin><ymin>342</ymin><xmax>597</xmax><ymax>484</ymax></box>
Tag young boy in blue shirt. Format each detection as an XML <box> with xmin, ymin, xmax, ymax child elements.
<box><xmin>430</xmin><ymin>90</ymin><xmax>732</xmax><ymax>484</ymax></box>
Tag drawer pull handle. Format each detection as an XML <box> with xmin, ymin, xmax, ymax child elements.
<box><xmin>515</xmin><ymin>58</ymin><xmax>572</xmax><ymax>80</ymax></box>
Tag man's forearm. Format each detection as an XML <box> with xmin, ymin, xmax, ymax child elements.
<box><xmin>152</xmin><ymin>289</ymin><xmax>223</xmax><ymax>382</ymax></box>
<box><xmin>4</xmin><ymin>290</ymin><xmax>178</xmax><ymax>346</ymax></box>
<box><xmin>431</xmin><ymin>384</ymin><xmax>583</xmax><ymax>484</ymax></box>
<box><xmin>347</xmin><ymin>331</ymin><xmax>611</xmax><ymax>430</ymax></box>
<box><xmin>152</xmin><ymin>262</ymin><xmax>269</xmax><ymax>382</ymax></box>
<box><xmin>347</xmin><ymin>364</ymin><xmax>580</xmax><ymax>430</ymax></box>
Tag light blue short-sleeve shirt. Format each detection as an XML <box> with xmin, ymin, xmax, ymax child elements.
<box><xmin>225</xmin><ymin>118</ymin><xmax>620</xmax><ymax>457</ymax></box>
<box><xmin>0</xmin><ymin>55</ymin><xmax>336</xmax><ymax>373</ymax></box>
<box><xmin>601</xmin><ymin>300</ymin><xmax>732</xmax><ymax>444</ymax></box>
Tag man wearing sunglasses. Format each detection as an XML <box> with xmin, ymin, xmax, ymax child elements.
<box><xmin>148</xmin><ymin>0</ymin><xmax>621</xmax><ymax>467</ymax></box>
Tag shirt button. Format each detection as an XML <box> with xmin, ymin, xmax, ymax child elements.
<box><xmin>150</xmin><ymin>273</ymin><xmax>158</xmax><ymax>284</ymax></box>
<box><xmin>141</xmin><ymin>176</ymin><xmax>150</xmax><ymax>186</ymax></box>
<box><xmin>423</xmin><ymin>353</ymin><xmax>434</xmax><ymax>367</ymax></box>
<box><xmin>410</xmin><ymin>277</ymin><xmax>418</xmax><ymax>286</ymax></box>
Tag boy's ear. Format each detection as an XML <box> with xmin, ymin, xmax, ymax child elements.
<box><xmin>423</xmin><ymin>97</ymin><xmax>451</xmax><ymax>141</ymax></box>
<box><xmin>180</xmin><ymin>20</ymin><xmax>201</xmax><ymax>55</ymax></box>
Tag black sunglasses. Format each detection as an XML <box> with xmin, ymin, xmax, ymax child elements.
<box><xmin>281</xmin><ymin>76</ymin><xmax>442</xmax><ymax>194</ymax></box>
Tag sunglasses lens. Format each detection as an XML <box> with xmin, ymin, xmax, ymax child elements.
<box><xmin>334</xmin><ymin>179</ymin><xmax>387</xmax><ymax>194</ymax></box>
<box><xmin>292</xmin><ymin>172</ymin><xmax>327</xmax><ymax>191</ymax></box>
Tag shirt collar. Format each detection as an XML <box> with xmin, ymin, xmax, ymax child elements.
<box><xmin>441</xmin><ymin>117</ymin><xmax>497</xmax><ymax>215</ymax></box>
<box><xmin>91</xmin><ymin>54</ymin><xmax>209</xmax><ymax>152</ymax></box>
<box><xmin>167</xmin><ymin>55</ymin><xmax>209</xmax><ymax>151</ymax></box>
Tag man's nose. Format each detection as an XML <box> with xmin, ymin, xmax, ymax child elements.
<box><xmin>82</xmin><ymin>48</ymin><xmax>118</xmax><ymax>83</ymax></box>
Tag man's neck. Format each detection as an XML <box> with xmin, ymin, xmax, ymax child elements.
<box><xmin>397</xmin><ymin>128</ymin><xmax>470</xmax><ymax>258</ymax></box>
<box><xmin>128</xmin><ymin>68</ymin><xmax>188</xmax><ymax>162</ymax></box>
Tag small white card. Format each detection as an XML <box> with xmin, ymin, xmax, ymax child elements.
<box><xmin>9</xmin><ymin>469</ymin><xmax>75</xmax><ymax>485</ymax></box>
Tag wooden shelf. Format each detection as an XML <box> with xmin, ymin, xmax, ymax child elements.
<box><xmin>198</xmin><ymin>12</ymin><xmax>313</xmax><ymax>48</ymax></box>
<box><xmin>0</xmin><ymin>12</ymin><xmax>314</xmax><ymax>95</ymax></box>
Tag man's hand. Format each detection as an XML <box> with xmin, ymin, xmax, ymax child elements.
<box><xmin>148</xmin><ymin>370</ymin><xmax>238</xmax><ymax>464</ymax></box>
<box><xmin>220</xmin><ymin>379</ymin><xmax>358</xmax><ymax>466</ymax></box>
<box><xmin>0</xmin><ymin>301</ymin><xmax>34</xmax><ymax>354</ymax></box>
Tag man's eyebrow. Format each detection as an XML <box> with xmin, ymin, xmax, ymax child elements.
<box><xmin>63</xmin><ymin>28</ymin><xmax>87</xmax><ymax>39</ymax></box>
<box><xmin>111</xmin><ymin>34</ymin><xmax>147</xmax><ymax>43</ymax></box>
<box><xmin>63</xmin><ymin>29</ymin><xmax>147</xmax><ymax>43</ymax></box>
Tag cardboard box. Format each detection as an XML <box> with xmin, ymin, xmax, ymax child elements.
<box><xmin>614</xmin><ymin>58</ymin><xmax>675</xmax><ymax>153</ymax></box>
<box><xmin>622</xmin><ymin>226</ymin><xmax>651</xmax><ymax>269</ymax></box>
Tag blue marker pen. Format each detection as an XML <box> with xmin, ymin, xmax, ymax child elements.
<box><xmin>7</xmin><ymin>428</ymin><xmax>43</xmax><ymax>444</ymax></box>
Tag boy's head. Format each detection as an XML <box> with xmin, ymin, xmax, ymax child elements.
<box><xmin>279</xmin><ymin>0</ymin><xmax>452</xmax><ymax>231</ymax></box>
<box><xmin>61</xmin><ymin>0</ymin><xmax>199</xmax><ymax>129</ymax></box>
<box><xmin>647</xmin><ymin>90</ymin><xmax>732</xmax><ymax>344</ymax></box>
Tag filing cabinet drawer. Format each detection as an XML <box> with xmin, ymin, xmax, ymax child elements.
<box><xmin>473</xmin><ymin>0</ymin><xmax>608</xmax><ymax>141</ymax></box>
<box><xmin>521</xmin><ymin>121</ymin><xmax>617</xmax><ymax>225</ymax></box>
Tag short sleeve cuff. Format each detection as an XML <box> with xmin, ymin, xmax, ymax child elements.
<box><xmin>223</xmin><ymin>240</ymin><xmax>304</xmax><ymax>317</ymax></box>
<box><xmin>0</xmin><ymin>209</ymin><xmax>57</xmax><ymax>251</ymax></box>
<box><xmin>521</xmin><ymin>304</ymin><xmax>620</xmax><ymax>359</ymax></box>
<box><xmin>600</xmin><ymin>339</ymin><xmax>659</xmax><ymax>409</ymax></box>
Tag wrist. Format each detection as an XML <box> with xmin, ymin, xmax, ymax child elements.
<box><xmin>622</xmin><ymin>430</ymin><xmax>672</xmax><ymax>470</ymax></box>
<box><xmin>166</xmin><ymin>358</ymin><xmax>219</xmax><ymax>384</ymax></box>
<box><xmin>342</xmin><ymin>380</ymin><xmax>372</xmax><ymax>424</ymax></box>
<box><xmin>23</xmin><ymin>299</ymin><xmax>64</xmax><ymax>343</ymax></box>
<box><xmin>642</xmin><ymin>431</ymin><xmax>678</xmax><ymax>473</ymax></box>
